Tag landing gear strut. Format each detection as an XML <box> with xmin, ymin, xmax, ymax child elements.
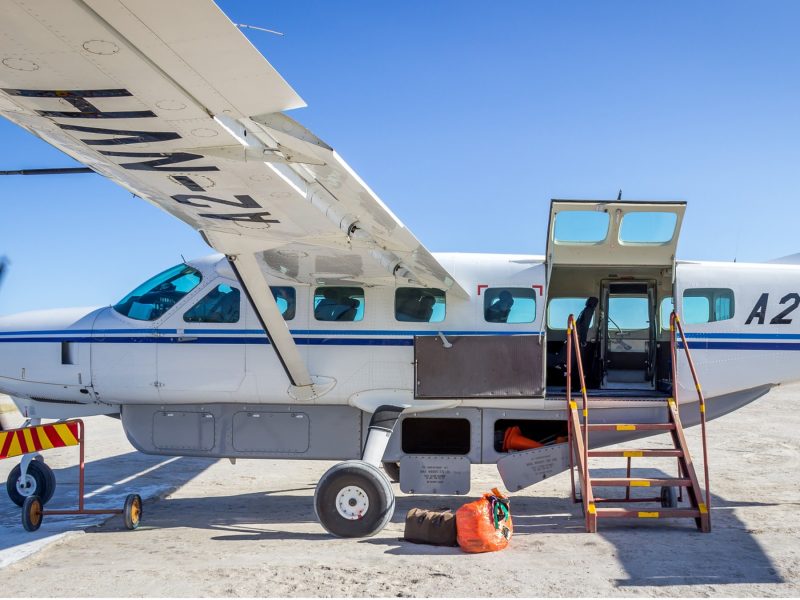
<box><xmin>314</xmin><ymin>405</ymin><xmax>403</xmax><ymax>537</ymax></box>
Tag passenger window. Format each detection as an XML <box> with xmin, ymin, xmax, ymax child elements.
<box><xmin>184</xmin><ymin>284</ymin><xmax>240</xmax><ymax>323</ymax></box>
<box><xmin>395</xmin><ymin>288</ymin><xmax>445</xmax><ymax>322</ymax></box>
<box><xmin>547</xmin><ymin>297</ymin><xmax>595</xmax><ymax>330</ymax></box>
<box><xmin>484</xmin><ymin>288</ymin><xmax>536</xmax><ymax>324</ymax></box>
<box><xmin>271</xmin><ymin>286</ymin><xmax>296</xmax><ymax>321</ymax></box>
<box><xmin>682</xmin><ymin>288</ymin><xmax>735</xmax><ymax>324</ymax></box>
<box><xmin>314</xmin><ymin>287</ymin><xmax>364</xmax><ymax>322</ymax></box>
<box><xmin>114</xmin><ymin>264</ymin><xmax>202</xmax><ymax>321</ymax></box>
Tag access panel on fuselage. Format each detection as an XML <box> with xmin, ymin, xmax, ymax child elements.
<box><xmin>414</xmin><ymin>335</ymin><xmax>543</xmax><ymax>399</ymax></box>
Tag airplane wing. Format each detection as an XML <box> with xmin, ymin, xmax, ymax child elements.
<box><xmin>0</xmin><ymin>0</ymin><xmax>466</xmax><ymax>394</ymax></box>
<box><xmin>770</xmin><ymin>253</ymin><xmax>800</xmax><ymax>264</ymax></box>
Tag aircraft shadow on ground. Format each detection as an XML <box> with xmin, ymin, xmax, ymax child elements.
<box><xmin>77</xmin><ymin>463</ymin><xmax>784</xmax><ymax>588</ymax></box>
<box><xmin>557</xmin><ymin>464</ymin><xmax>782</xmax><ymax>588</ymax></box>
<box><xmin>0</xmin><ymin>451</ymin><xmax>214</xmax><ymax>552</ymax></box>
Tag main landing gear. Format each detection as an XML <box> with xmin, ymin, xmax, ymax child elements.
<box><xmin>314</xmin><ymin>405</ymin><xmax>403</xmax><ymax>538</ymax></box>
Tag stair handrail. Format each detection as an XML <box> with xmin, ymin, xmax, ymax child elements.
<box><xmin>566</xmin><ymin>314</ymin><xmax>592</xmax><ymax>512</ymax></box>
<box><xmin>669</xmin><ymin>310</ymin><xmax>711</xmax><ymax>513</ymax></box>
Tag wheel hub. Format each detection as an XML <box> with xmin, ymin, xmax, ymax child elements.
<box><xmin>131</xmin><ymin>499</ymin><xmax>141</xmax><ymax>522</ymax></box>
<box><xmin>15</xmin><ymin>474</ymin><xmax>36</xmax><ymax>497</ymax></box>
<box><xmin>335</xmin><ymin>485</ymin><xmax>369</xmax><ymax>520</ymax></box>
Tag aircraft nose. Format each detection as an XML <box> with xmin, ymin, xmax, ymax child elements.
<box><xmin>0</xmin><ymin>312</ymin><xmax>33</xmax><ymax>386</ymax></box>
<box><xmin>0</xmin><ymin>307</ymin><xmax>102</xmax><ymax>396</ymax></box>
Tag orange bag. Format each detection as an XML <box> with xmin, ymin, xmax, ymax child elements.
<box><xmin>455</xmin><ymin>488</ymin><xmax>512</xmax><ymax>553</ymax></box>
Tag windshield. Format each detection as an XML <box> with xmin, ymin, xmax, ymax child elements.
<box><xmin>113</xmin><ymin>264</ymin><xmax>202</xmax><ymax>321</ymax></box>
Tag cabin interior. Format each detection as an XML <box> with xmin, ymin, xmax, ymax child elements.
<box><xmin>544</xmin><ymin>263</ymin><xmax>675</xmax><ymax>397</ymax></box>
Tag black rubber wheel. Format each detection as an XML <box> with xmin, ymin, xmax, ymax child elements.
<box><xmin>37</xmin><ymin>460</ymin><xmax>56</xmax><ymax>505</ymax></box>
<box><xmin>123</xmin><ymin>494</ymin><xmax>142</xmax><ymax>530</ymax></box>
<box><xmin>382</xmin><ymin>461</ymin><xmax>400</xmax><ymax>483</ymax></box>
<box><xmin>314</xmin><ymin>460</ymin><xmax>394</xmax><ymax>538</ymax></box>
<box><xmin>660</xmin><ymin>485</ymin><xmax>678</xmax><ymax>508</ymax></box>
<box><xmin>22</xmin><ymin>495</ymin><xmax>43</xmax><ymax>532</ymax></box>
<box><xmin>7</xmin><ymin>461</ymin><xmax>55</xmax><ymax>507</ymax></box>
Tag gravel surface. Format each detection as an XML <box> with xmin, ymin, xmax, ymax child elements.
<box><xmin>0</xmin><ymin>385</ymin><xmax>798</xmax><ymax>597</ymax></box>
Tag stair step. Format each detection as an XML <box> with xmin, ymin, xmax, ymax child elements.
<box><xmin>590</xmin><ymin>477</ymin><xmax>691</xmax><ymax>487</ymax></box>
<box><xmin>594</xmin><ymin>507</ymin><xmax>702</xmax><ymax>519</ymax></box>
<box><xmin>588</xmin><ymin>449</ymin><xmax>683</xmax><ymax>458</ymax></box>
<box><xmin>585</xmin><ymin>423</ymin><xmax>675</xmax><ymax>432</ymax></box>
<box><xmin>594</xmin><ymin>496</ymin><xmax>662</xmax><ymax>503</ymax></box>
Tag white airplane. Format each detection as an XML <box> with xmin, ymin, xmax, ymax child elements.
<box><xmin>1</xmin><ymin>0</ymin><xmax>799</xmax><ymax>538</ymax></box>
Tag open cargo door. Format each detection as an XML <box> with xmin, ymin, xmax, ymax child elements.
<box><xmin>546</xmin><ymin>200</ymin><xmax>686</xmax><ymax>268</ymax></box>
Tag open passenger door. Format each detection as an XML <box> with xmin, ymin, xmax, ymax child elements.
<box><xmin>544</xmin><ymin>200</ymin><xmax>686</xmax><ymax>393</ymax></box>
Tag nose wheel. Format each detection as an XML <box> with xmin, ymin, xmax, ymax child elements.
<box><xmin>6</xmin><ymin>460</ymin><xmax>56</xmax><ymax>507</ymax></box>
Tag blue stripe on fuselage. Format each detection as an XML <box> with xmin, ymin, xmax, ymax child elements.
<box><xmin>683</xmin><ymin>332</ymin><xmax>800</xmax><ymax>340</ymax></box>
<box><xmin>2</xmin><ymin>330</ymin><xmax>800</xmax><ymax>349</ymax></box>
<box><xmin>0</xmin><ymin>329</ymin><xmax>539</xmax><ymax>346</ymax></box>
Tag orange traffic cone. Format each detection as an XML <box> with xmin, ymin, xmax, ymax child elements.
<box><xmin>502</xmin><ymin>426</ymin><xmax>543</xmax><ymax>452</ymax></box>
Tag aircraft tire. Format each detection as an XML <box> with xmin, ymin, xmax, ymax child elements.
<box><xmin>314</xmin><ymin>460</ymin><xmax>394</xmax><ymax>538</ymax></box>
<box><xmin>123</xmin><ymin>494</ymin><xmax>143</xmax><ymax>530</ymax></box>
<box><xmin>21</xmin><ymin>495</ymin><xmax>43</xmax><ymax>532</ymax></box>
<box><xmin>6</xmin><ymin>461</ymin><xmax>55</xmax><ymax>507</ymax></box>
<box><xmin>38</xmin><ymin>460</ymin><xmax>57</xmax><ymax>505</ymax></box>
<box><xmin>382</xmin><ymin>461</ymin><xmax>400</xmax><ymax>483</ymax></box>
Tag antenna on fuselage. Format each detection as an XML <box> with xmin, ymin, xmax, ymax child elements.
<box><xmin>617</xmin><ymin>189</ymin><xmax>622</xmax><ymax>201</ymax></box>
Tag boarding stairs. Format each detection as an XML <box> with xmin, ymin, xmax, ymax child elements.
<box><xmin>566</xmin><ymin>311</ymin><xmax>711</xmax><ymax>533</ymax></box>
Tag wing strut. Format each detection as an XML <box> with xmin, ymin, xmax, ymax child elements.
<box><xmin>227</xmin><ymin>254</ymin><xmax>314</xmax><ymax>391</ymax></box>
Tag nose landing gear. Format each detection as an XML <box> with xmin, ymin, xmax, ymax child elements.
<box><xmin>4</xmin><ymin>417</ymin><xmax>58</xmax><ymax>506</ymax></box>
<box><xmin>6</xmin><ymin>458</ymin><xmax>56</xmax><ymax>506</ymax></box>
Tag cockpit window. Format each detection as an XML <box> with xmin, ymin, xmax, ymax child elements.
<box><xmin>184</xmin><ymin>284</ymin><xmax>240</xmax><ymax>323</ymax></box>
<box><xmin>114</xmin><ymin>264</ymin><xmax>202</xmax><ymax>321</ymax></box>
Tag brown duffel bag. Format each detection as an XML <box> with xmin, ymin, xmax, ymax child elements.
<box><xmin>404</xmin><ymin>508</ymin><xmax>458</xmax><ymax>546</ymax></box>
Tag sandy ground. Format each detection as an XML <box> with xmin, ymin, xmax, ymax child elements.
<box><xmin>0</xmin><ymin>386</ymin><xmax>799</xmax><ymax>597</ymax></box>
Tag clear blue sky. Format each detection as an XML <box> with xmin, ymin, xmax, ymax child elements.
<box><xmin>1</xmin><ymin>1</ymin><xmax>799</xmax><ymax>316</ymax></box>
